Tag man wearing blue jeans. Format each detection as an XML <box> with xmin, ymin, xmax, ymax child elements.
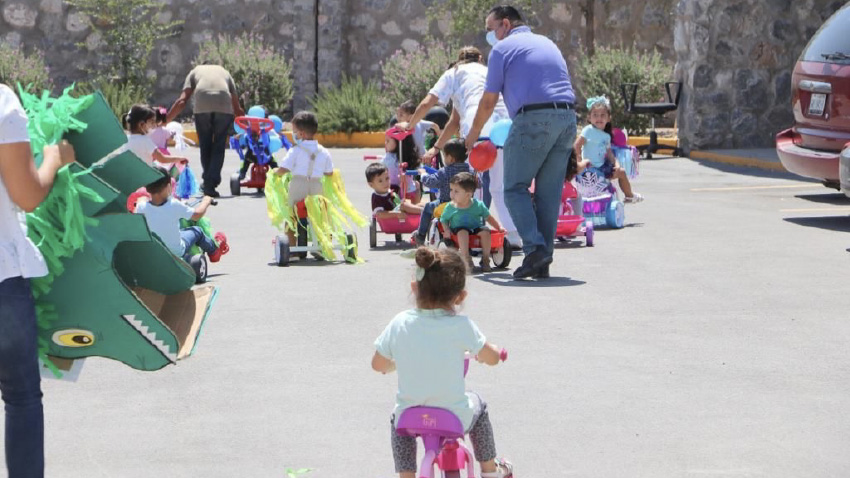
<box><xmin>466</xmin><ymin>5</ymin><xmax>577</xmax><ymax>279</ymax></box>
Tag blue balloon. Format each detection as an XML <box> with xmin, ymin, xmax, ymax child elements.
<box><xmin>489</xmin><ymin>119</ymin><xmax>512</xmax><ymax>147</ymax></box>
<box><xmin>269</xmin><ymin>115</ymin><xmax>284</xmax><ymax>134</ymax></box>
<box><xmin>234</xmin><ymin>122</ymin><xmax>245</xmax><ymax>135</ymax></box>
<box><xmin>269</xmin><ymin>133</ymin><xmax>283</xmax><ymax>153</ymax></box>
<box><xmin>248</xmin><ymin>105</ymin><xmax>266</xmax><ymax>118</ymax></box>
<box><xmin>238</xmin><ymin>134</ymin><xmax>247</xmax><ymax>147</ymax></box>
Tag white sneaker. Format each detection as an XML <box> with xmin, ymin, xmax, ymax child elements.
<box><xmin>625</xmin><ymin>192</ymin><xmax>644</xmax><ymax>203</ymax></box>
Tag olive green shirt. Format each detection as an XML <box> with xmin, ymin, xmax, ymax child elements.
<box><xmin>183</xmin><ymin>65</ymin><xmax>237</xmax><ymax>115</ymax></box>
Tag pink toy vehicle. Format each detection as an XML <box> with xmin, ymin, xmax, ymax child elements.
<box><xmin>556</xmin><ymin>181</ymin><xmax>594</xmax><ymax>246</ymax></box>
<box><xmin>364</xmin><ymin>153</ymin><xmax>422</xmax><ymax>247</ymax></box>
<box><xmin>395</xmin><ymin>349</ymin><xmax>508</xmax><ymax>478</ymax></box>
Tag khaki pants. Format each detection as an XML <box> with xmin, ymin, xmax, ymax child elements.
<box><xmin>289</xmin><ymin>175</ymin><xmax>323</xmax><ymax>205</ymax></box>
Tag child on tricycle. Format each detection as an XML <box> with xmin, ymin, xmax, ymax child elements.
<box><xmin>439</xmin><ymin>173</ymin><xmax>506</xmax><ymax>273</ymax></box>
<box><xmin>372</xmin><ymin>247</ymin><xmax>513</xmax><ymax>478</ymax></box>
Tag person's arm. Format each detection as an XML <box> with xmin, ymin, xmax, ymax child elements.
<box><xmin>606</xmin><ymin>147</ymin><xmax>619</xmax><ymax>167</ymax></box>
<box><xmin>476</xmin><ymin>342</ymin><xmax>502</xmax><ymax>366</ymax></box>
<box><xmin>0</xmin><ymin>141</ymin><xmax>76</xmax><ymax>213</ymax></box>
<box><xmin>574</xmin><ymin>136</ymin><xmax>586</xmax><ymax>163</ymax></box>
<box><xmin>485</xmin><ymin>214</ymin><xmax>503</xmax><ymax>232</ymax></box>
<box><xmin>152</xmin><ymin>149</ymin><xmax>188</xmax><ymax>165</ymax></box>
<box><xmin>465</xmin><ymin>92</ymin><xmax>499</xmax><ymax>151</ymax></box>
<box><xmin>166</xmin><ymin>87</ymin><xmax>194</xmax><ymax>123</ymax></box>
<box><xmin>423</xmin><ymin>109</ymin><xmax>460</xmax><ymax>164</ymax></box>
<box><xmin>419</xmin><ymin>168</ymin><xmax>442</xmax><ymax>188</ymax></box>
<box><xmin>190</xmin><ymin>196</ymin><xmax>213</xmax><ymax>221</ymax></box>
<box><xmin>230</xmin><ymin>92</ymin><xmax>245</xmax><ymax>118</ymax></box>
<box><xmin>371</xmin><ymin>351</ymin><xmax>396</xmax><ymax>374</ymax></box>
<box><xmin>399</xmin><ymin>94</ymin><xmax>440</xmax><ymax>133</ymax></box>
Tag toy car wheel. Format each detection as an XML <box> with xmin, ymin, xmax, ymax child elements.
<box><xmin>230</xmin><ymin>173</ymin><xmax>241</xmax><ymax>196</ymax></box>
<box><xmin>189</xmin><ymin>254</ymin><xmax>208</xmax><ymax>284</ymax></box>
<box><xmin>369</xmin><ymin>218</ymin><xmax>377</xmax><ymax>248</ymax></box>
<box><xmin>345</xmin><ymin>234</ymin><xmax>358</xmax><ymax>262</ymax></box>
<box><xmin>395</xmin><ymin>233</ymin><xmax>403</xmax><ymax>243</ymax></box>
<box><xmin>493</xmin><ymin>238</ymin><xmax>512</xmax><ymax>269</ymax></box>
<box><xmin>426</xmin><ymin>220</ymin><xmax>440</xmax><ymax>248</ymax></box>
<box><xmin>274</xmin><ymin>235</ymin><xmax>290</xmax><ymax>267</ymax></box>
<box><xmin>606</xmin><ymin>200</ymin><xmax>625</xmax><ymax>229</ymax></box>
<box><xmin>585</xmin><ymin>222</ymin><xmax>594</xmax><ymax>247</ymax></box>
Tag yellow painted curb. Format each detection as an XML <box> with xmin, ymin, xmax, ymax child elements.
<box><xmin>626</xmin><ymin>136</ymin><xmax>678</xmax><ymax>148</ymax></box>
<box><xmin>184</xmin><ymin>130</ymin><xmax>198</xmax><ymax>145</ymax></box>
<box><xmin>690</xmin><ymin>150</ymin><xmax>788</xmax><ymax>172</ymax></box>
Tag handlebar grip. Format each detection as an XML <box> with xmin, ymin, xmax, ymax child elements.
<box><xmin>499</xmin><ymin>349</ymin><xmax>508</xmax><ymax>362</ymax></box>
<box><xmin>363</xmin><ymin>155</ymin><xmax>380</xmax><ymax>160</ymax></box>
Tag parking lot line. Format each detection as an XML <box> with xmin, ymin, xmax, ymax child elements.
<box><xmin>691</xmin><ymin>184</ymin><xmax>817</xmax><ymax>192</ymax></box>
<box><xmin>779</xmin><ymin>207</ymin><xmax>850</xmax><ymax>213</ymax></box>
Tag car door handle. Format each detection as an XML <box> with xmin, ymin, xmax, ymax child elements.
<box><xmin>798</xmin><ymin>80</ymin><xmax>832</xmax><ymax>94</ymax></box>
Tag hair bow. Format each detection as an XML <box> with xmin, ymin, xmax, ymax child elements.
<box><xmin>586</xmin><ymin>95</ymin><xmax>611</xmax><ymax>110</ymax></box>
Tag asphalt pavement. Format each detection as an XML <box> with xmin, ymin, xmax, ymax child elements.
<box><xmin>16</xmin><ymin>148</ymin><xmax>850</xmax><ymax>478</ymax></box>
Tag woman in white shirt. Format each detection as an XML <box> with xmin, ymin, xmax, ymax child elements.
<box><xmin>0</xmin><ymin>83</ymin><xmax>76</xmax><ymax>478</ymax></box>
<box><xmin>398</xmin><ymin>46</ymin><xmax>520</xmax><ymax>246</ymax></box>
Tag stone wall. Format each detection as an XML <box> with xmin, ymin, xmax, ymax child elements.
<box><xmin>2</xmin><ymin>0</ymin><xmax>677</xmax><ymax>115</ymax></box>
<box><xmin>674</xmin><ymin>0</ymin><xmax>846</xmax><ymax>151</ymax></box>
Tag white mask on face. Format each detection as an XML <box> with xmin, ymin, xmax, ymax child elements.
<box><xmin>486</xmin><ymin>30</ymin><xmax>498</xmax><ymax>46</ymax></box>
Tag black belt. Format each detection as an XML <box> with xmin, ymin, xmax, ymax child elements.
<box><xmin>517</xmin><ymin>102</ymin><xmax>574</xmax><ymax>114</ymax></box>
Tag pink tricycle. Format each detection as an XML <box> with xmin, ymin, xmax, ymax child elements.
<box><xmin>395</xmin><ymin>349</ymin><xmax>508</xmax><ymax>478</ymax></box>
<box><xmin>556</xmin><ymin>181</ymin><xmax>593</xmax><ymax>246</ymax></box>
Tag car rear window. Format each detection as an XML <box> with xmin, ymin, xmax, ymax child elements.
<box><xmin>801</xmin><ymin>4</ymin><xmax>850</xmax><ymax>64</ymax></box>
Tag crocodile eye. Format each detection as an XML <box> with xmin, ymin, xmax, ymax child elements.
<box><xmin>52</xmin><ymin>330</ymin><xmax>95</xmax><ymax>347</ymax></box>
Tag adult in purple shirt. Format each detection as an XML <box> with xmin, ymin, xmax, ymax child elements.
<box><xmin>466</xmin><ymin>5</ymin><xmax>577</xmax><ymax>280</ymax></box>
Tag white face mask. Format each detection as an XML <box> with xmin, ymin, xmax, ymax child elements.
<box><xmin>486</xmin><ymin>30</ymin><xmax>498</xmax><ymax>46</ymax></box>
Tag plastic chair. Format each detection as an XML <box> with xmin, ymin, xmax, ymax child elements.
<box><xmin>620</xmin><ymin>82</ymin><xmax>682</xmax><ymax>159</ymax></box>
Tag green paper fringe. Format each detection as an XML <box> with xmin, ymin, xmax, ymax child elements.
<box><xmin>19</xmin><ymin>85</ymin><xmax>102</xmax><ymax>376</ymax></box>
<box><xmin>265</xmin><ymin>171</ymin><xmax>367</xmax><ymax>263</ymax></box>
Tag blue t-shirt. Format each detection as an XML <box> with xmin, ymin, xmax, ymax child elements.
<box><xmin>484</xmin><ymin>26</ymin><xmax>576</xmax><ymax>118</ymax></box>
<box><xmin>374</xmin><ymin>308</ymin><xmax>487</xmax><ymax>430</ymax></box>
<box><xmin>580</xmin><ymin>125</ymin><xmax>611</xmax><ymax>168</ymax></box>
<box><xmin>440</xmin><ymin>199</ymin><xmax>490</xmax><ymax>231</ymax></box>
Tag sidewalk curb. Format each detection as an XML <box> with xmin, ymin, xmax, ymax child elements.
<box><xmin>690</xmin><ymin>150</ymin><xmax>787</xmax><ymax>173</ymax></box>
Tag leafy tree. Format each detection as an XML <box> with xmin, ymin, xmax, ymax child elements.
<box><xmin>0</xmin><ymin>43</ymin><xmax>52</xmax><ymax>94</ymax></box>
<box><xmin>64</xmin><ymin>0</ymin><xmax>182</xmax><ymax>88</ymax></box>
<box><xmin>427</xmin><ymin>0</ymin><xmax>539</xmax><ymax>42</ymax></box>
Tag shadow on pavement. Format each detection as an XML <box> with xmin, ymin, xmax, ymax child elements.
<box><xmin>474</xmin><ymin>272</ymin><xmax>585</xmax><ymax>288</ymax></box>
<box><xmin>783</xmin><ymin>216</ymin><xmax>850</xmax><ymax>233</ymax></box>
<box><xmin>793</xmin><ymin>193</ymin><xmax>850</xmax><ymax>204</ymax></box>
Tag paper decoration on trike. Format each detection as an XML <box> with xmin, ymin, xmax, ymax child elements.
<box><xmin>265</xmin><ymin>171</ymin><xmax>368</xmax><ymax>266</ymax></box>
<box><xmin>576</xmin><ymin>169</ymin><xmax>625</xmax><ymax>229</ymax></box>
<box><xmin>19</xmin><ymin>86</ymin><xmax>217</xmax><ymax>379</ymax></box>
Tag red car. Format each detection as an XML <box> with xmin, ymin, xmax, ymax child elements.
<box><xmin>775</xmin><ymin>3</ymin><xmax>850</xmax><ymax>190</ymax></box>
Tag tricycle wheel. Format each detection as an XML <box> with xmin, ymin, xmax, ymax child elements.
<box><xmin>606</xmin><ymin>200</ymin><xmax>625</xmax><ymax>229</ymax></box>
<box><xmin>274</xmin><ymin>235</ymin><xmax>290</xmax><ymax>266</ymax></box>
<box><xmin>229</xmin><ymin>173</ymin><xmax>241</xmax><ymax>196</ymax></box>
<box><xmin>395</xmin><ymin>233</ymin><xmax>403</xmax><ymax>243</ymax></box>
<box><xmin>493</xmin><ymin>238</ymin><xmax>512</xmax><ymax>269</ymax></box>
<box><xmin>345</xmin><ymin>234</ymin><xmax>358</xmax><ymax>262</ymax></box>
<box><xmin>189</xmin><ymin>254</ymin><xmax>208</xmax><ymax>283</ymax></box>
<box><xmin>585</xmin><ymin>222</ymin><xmax>594</xmax><ymax>247</ymax></box>
<box><xmin>369</xmin><ymin>217</ymin><xmax>377</xmax><ymax>248</ymax></box>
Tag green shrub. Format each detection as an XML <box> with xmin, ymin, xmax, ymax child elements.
<box><xmin>65</xmin><ymin>0</ymin><xmax>182</xmax><ymax>88</ymax></box>
<box><xmin>0</xmin><ymin>43</ymin><xmax>52</xmax><ymax>94</ymax></box>
<box><xmin>380</xmin><ymin>41</ymin><xmax>455</xmax><ymax>110</ymax></box>
<box><xmin>575</xmin><ymin>46</ymin><xmax>672</xmax><ymax>135</ymax></box>
<box><xmin>75</xmin><ymin>78</ymin><xmax>150</xmax><ymax>124</ymax></box>
<box><xmin>196</xmin><ymin>33</ymin><xmax>294</xmax><ymax>114</ymax></box>
<box><xmin>310</xmin><ymin>76</ymin><xmax>387</xmax><ymax>134</ymax></box>
<box><xmin>427</xmin><ymin>0</ymin><xmax>538</xmax><ymax>41</ymax></box>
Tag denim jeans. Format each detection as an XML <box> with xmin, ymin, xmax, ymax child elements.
<box><xmin>194</xmin><ymin>112</ymin><xmax>235</xmax><ymax>191</ymax></box>
<box><xmin>180</xmin><ymin>226</ymin><xmax>217</xmax><ymax>261</ymax></box>
<box><xmin>0</xmin><ymin>277</ymin><xmax>44</xmax><ymax>478</ymax></box>
<box><xmin>416</xmin><ymin>200</ymin><xmax>439</xmax><ymax>238</ymax></box>
<box><xmin>503</xmin><ymin>109</ymin><xmax>576</xmax><ymax>256</ymax></box>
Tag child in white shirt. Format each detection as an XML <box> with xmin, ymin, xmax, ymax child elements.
<box><xmin>123</xmin><ymin>104</ymin><xmax>188</xmax><ymax>167</ymax></box>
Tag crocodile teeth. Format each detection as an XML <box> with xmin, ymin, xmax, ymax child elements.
<box><xmin>121</xmin><ymin>315</ymin><xmax>177</xmax><ymax>363</ymax></box>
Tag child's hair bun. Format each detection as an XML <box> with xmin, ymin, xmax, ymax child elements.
<box><xmin>414</xmin><ymin>247</ymin><xmax>439</xmax><ymax>269</ymax></box>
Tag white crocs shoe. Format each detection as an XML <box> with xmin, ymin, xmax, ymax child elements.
<box><xmin>482</xmin><ymin>458</ymin><xmax>514</xmax><ymax>478</ymax></box>
<box><xmin>625</xmin><ymin>192</ymin><xmax>644</xmax><ymax>204</ymax></box>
